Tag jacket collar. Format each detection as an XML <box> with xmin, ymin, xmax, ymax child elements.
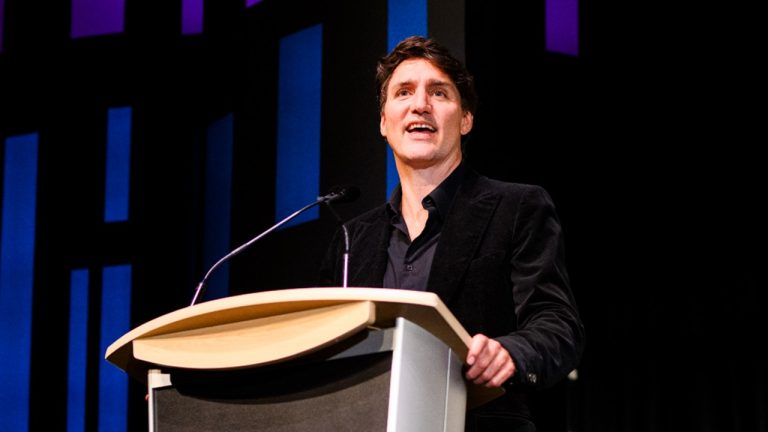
<box><xmin>346</xmin><ymin>168</ymin><xmax>501</xmax><ymax>298</ymax></box>
<box><xmin>427</xmin><ymin>170</ymin><xmax>501</xmax><ymax>304</ymax></box>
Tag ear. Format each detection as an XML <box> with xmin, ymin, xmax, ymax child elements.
<box><xmin>460</xmin><ymin>111</ymin><xmax>474</xmax><ymax>135</ymax></box>
<box><xmin>380</xmin><ymin>112</ymin><xmax>387</xmax><ymax>137</ymax></box>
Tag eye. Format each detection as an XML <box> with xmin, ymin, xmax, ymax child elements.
<box><xmin>395</xmin><ymin>88</ymin><xmax>411</xmax><ymax>97</ymax></box>
<box><xmin>432</xmin><ymin>89</ymin><xmax>448</xmax><ymax>97</ymax></box>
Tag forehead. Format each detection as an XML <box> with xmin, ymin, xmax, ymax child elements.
<box><xmin>388</xmin><ymin>58</ymin><xmax>455</xmax><ymax>89</ymax></box>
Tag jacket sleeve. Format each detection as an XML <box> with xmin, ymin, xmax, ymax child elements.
<box><xmin>496</xmin><ymin>186</ymin><xmax>585</xmax><ymax>389</ymax></box>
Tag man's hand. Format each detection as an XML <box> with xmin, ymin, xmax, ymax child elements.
<box><xmin>465</xmin><ymin>333</ymin><xmax>516</xmax><ymax>388</ymax></box>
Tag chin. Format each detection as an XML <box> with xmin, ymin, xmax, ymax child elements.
<box><xmin>401</xmin><ymin>155</ymin><xmax>440</xmax><ymax>168</ymax></box>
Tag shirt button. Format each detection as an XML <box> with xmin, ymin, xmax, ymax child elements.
<box><xmin>405</xmin><ymin>264</ymin><xmax>414</xmax><ymax>271</ymax></box>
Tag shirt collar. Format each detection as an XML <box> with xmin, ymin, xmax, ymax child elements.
<box><xmin>386</xmin><ymin>161</ymin><xmax>467</xmax><ymax>219</ymax></box>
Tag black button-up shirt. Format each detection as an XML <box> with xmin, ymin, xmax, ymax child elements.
<box><xmin>383</xmin><ymin>162</ymin><xmax>466</xmax><ymax>290</ymax></box>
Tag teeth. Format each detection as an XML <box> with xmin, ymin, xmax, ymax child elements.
<box><xmin>407</xmin><ymin>123</ymin><xmax>436</xmax><ymax>132</ymax></box>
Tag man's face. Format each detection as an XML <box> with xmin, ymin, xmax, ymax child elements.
<box><xmin>380</xmin><ymin>58</ymin><xmax>473</xmax><ymax>170</ymax></box>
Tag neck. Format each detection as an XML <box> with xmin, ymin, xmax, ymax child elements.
<box><xmin>395</xmin><ymin>156</ymin><xmax>461</xmax><ymax>240</ymax></box>
<box><xmin>396</xmin><ymin>155</ymin><xmax>461</xmax><ymax>205</ymax></box>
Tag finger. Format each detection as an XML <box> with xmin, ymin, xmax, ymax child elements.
<box><xmin>484</xmin><ymin>351</ymin><xmax>515</xmax><ymax>386</ymax></box>
<box><xmin>474</xmin><ymin>348</ymin><xmax>506</xmax><ymax>385</ymax></box>
<box><xmin>466</xmin><ymin>334</ymin><xmax>489</xmax><ymax>366</ymax></box>
<box><xmin>466</xmin><ymin>341</ymin><xmax>493</xmax><ymax>380</ymax></box>
<box><xmin>486</xmin><ymin>361</ymin><xmax>516</xmax><ymax>388</ymax></box>
<box><xmin>466</xmin><ymin>347</ymin><xmax>499</xmax><ymax>381</ymax></box>
<box><xmin>471</xmin><ymin>340</ymin><xmax>516</xmax><ymax>386</ymax></box>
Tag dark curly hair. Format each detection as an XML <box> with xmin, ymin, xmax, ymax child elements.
<box><xmin>376</xmin><ymin>36</ymin><xmax>478</xmax><ymax>115</ymax></box>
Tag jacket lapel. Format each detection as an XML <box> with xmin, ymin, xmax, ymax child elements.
<box><xmin>348</xmin><ymin>209</ymin><xmax>390</xmax><ymax>287</ymax></box>
<box><xmin>427</xmin><ymin>173</ymin><xmax>500</xmax><ymax>304</ymax></box>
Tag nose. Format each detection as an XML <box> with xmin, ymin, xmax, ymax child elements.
<box><xmin>410</xmin><ymin>87</ymin><xmax>431</xmax><ymax>114</ymax></box>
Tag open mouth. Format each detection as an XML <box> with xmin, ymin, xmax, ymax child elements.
<box><xmin>406</xmin><ymin>123</ymin><xmax>436</xmax><ymax>133</ymax></box>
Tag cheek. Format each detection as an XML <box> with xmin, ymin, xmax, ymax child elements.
<box><xmin>380</xmin><ymin>110</ymin><xmax>398</xmax><ymax>136</ymax></box>
<box><xmin>381</xmin><ymin>107</ymin><xmax>404</xmax><ymax>134</ymax></box>
<box><xmin>449</xmin><ymin>115</ymin><xmax>464</xmax><ymax>133</ymax></box>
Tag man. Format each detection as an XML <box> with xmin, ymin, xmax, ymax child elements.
<box><xmin>320</xmin><ymin>36</ymin><xmax>584</xmax><ymax>432</ymax></box>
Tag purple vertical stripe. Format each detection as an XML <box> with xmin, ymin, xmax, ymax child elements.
<box><xmin>245</xmin><ymin>0</ymin><xmax>265</xmax><ymax>7</ymax></box>
<box><xmin>71</xmin><ymin>0</ymin><xmax>125</xmax><ymax>38</ymax></box>
<box><xmin>545</xmin><ymin>0</ymin><xmax>579</xmax><ymax>56</ymax></box>
<box><xmin>0</xmin><ymin>0</ymin><xmax>5</xmax><ymax>52</ymax></box>
<box><xmin>182</xmin><ymin>0</ymin><xmax>203</xmax><ymax>35</ymax></box>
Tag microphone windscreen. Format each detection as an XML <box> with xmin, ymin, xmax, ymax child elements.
<box><xmin>327</xmin><ymin>185</ymin><xmax>361</xmax><ymax>203</ymax></box>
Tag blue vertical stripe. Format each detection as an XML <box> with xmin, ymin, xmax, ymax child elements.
<box><xmin>385</xmin><ymin>145</ymin><xmax>399</xmax><ymax>198</ymax></box>
<box><xmin>386</xmin><ymin>0</ymin><xmax>427</xmax><ymax>196</ymax></box>
<box><xmin>71</xmin><ymin>0</ymin><xmax>125</xmax><ymax>38</ymax></box>
<box><xmin>0</xmin><ymin>133</ymin><xmax>38</xmax><ymax>432</ymax></box>
<box><xmin>203</xmin><ymin>114</ymin><xmax>233</xmax><ymax>300</ymax></box>
<box><xmin>104</xmin><ymin>106</ymin><xmax>131</xmax><ymax>222</ymax></box>
<box><xmin>387</xmin><ymin>0</ymin><xmax>428</xmax><ymax>50</ymax></box>
<box><xmin>275</xmin><ymin>24</ymin><xmax>322</xmax><ymax>227</ymax></box>
<box><xmin>67</xmin><ymin>269</ymin><xmax>89</xmax><ymax>432</ymax></box>
<box><xmin>98</xmin><ymin>265</ymin><xmax>131</xmax><ymax>432</ymax></box>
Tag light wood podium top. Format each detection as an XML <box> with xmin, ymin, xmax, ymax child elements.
<box><xmin>105</xmin><ymin>287</ymin><xmax>503</xmax><ymax>407</ymax></box>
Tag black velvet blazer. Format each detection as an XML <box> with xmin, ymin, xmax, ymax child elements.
<box><xmin>320</xmin><ymin>168</ymin><xmax>585</xmax><ymax>428</ymax></box>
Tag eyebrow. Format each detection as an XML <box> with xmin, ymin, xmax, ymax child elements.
<box><xmin>427</xmin><ymin>79</ymin><xmax>453</xmax><ymax>88</ymax></box>
<box><xmin>391</xmin><ymin>79</ymin><xmax>456</xmax><ymax>91</ymax></box>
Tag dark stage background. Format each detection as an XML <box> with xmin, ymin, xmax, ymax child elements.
<box><xmin>0</xmin><ymin>0</ymin><xmax>764</xmax><ymax>430</ymax></box>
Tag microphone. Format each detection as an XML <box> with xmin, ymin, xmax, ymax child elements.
<box><xmin>190</xmin><ymin>185</ymin><xmax>360</xmax><ymax>306</ymax></box>
<box><xmin>322</xmin><ymin>185</ymin><xmax>359</xmax><ymax>288</ymax></box>
<box><xmin>322</xmin><ymin>184</ymin><xmax>360</xmax><ymax>204</ymax></box>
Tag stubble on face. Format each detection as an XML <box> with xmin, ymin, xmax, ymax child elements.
<box><xmin>380</xmin><ymin>59</ymin><xmax>473</xmax><ymax>172</ymax></box>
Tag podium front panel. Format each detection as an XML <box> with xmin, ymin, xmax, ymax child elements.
<box><xmin>152</xmin><ymin>352</ymin><xmax>391</xmax><ymax>432</ymax></box>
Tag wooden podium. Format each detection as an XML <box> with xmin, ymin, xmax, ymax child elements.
<box><xmin>105</xmin><ymin>287</ymin><xmax>503</xmax><ymax>432</ymax></box>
